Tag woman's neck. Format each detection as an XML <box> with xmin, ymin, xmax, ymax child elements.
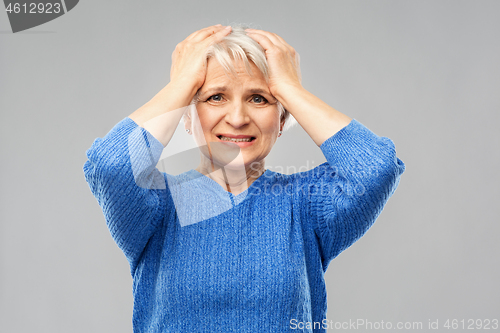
<box><xmin>195</xmin><ymin>159</ymin><xmax>266</xmax><ymax>195</ymax></box>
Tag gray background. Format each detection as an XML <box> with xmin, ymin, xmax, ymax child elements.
<box><xmin>1</xmin><ymin>0</ymin><xmax>499</xmax><ymax>332</ymax></box>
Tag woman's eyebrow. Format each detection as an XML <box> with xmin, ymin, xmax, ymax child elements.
<box><xmin>200</xmin><ymin>87</ymin><xmax>272</xmax><ymax>96</ymax></box>
<box><xmin>248</xmin><ymin>88</ymin><xmax>271</xmax><ymax>95</ymax></box>
<box><xmin>200</xmin><ymin>86</ymin><xmax>227</xmax><ymax>95</ymax></box>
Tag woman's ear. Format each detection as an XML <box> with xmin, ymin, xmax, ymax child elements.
<box><xmin>280</xmin><ymin>111</ymin><xmax>287</xmax><ymax>131</ymax></box>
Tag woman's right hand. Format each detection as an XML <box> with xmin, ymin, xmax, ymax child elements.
<box><xmin>170</xmin><ymin>24</ymin><xmax>232</xmax><ymax>93</ymax></box>
<box><xmin>128</xmin><ymin>25</ymin><xmax>231</xmax><ymax>141</ymax></box>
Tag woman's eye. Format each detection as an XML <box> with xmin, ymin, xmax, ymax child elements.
<box><xmin>252</xmin><ymin>95</ymin><xmax>268</xmax><ymax>104</ymax></box>
<box><xmin>206</xmin><ymin>94</ymin><xmax>268</xmax><ymax>104</ymax></box>
<box><xmin>208</xmin><ymin>94</ymin><xmax>223</xmax><ymax>102</ymax></box>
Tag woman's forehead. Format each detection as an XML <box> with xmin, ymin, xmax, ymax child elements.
<box><xmin>203</xmin><ymin>59</ymin><xmax>270</xmax><ymax>93</ymax></box>
<box><xmin>206</xmin><ymin>57</ymin><xmax>266</xmax><ymax>82</ymax></box>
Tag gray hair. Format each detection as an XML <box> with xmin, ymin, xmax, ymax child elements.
<box><xmin>190</xmin><ymin>24</ymin><xmax>297</xmax><ymax>131</ymax></box>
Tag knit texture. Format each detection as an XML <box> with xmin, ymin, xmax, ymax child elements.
<box><xmin>83</xmin><ymin>117</ymin><xmax>405</xmax><ymax>332</ymax></box>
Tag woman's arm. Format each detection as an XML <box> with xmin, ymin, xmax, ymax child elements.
<box><xmin>275</xmin><ymin>86</ymin><xmax>353</xmax><ymax>146</ymax></box>
<box><xmin>246</xmin><ymin>29</ymin><xmax>405</xmax><ymax>269</ymax></box>
<box><xmin>245</xmin><ymin>28</ymin><xmax>352</xmax><ymax>146</ymax></box>
<box><xmin>297</xmin><ymin>120</ymin><xmax>405</xmax><ymax>270</ymax></box>
<box><xmin>83</xmin><ymin>117</ymin><xmax>167</xmax><ymax>271</ymax></box>
<box><xmin>128</xmin><ymin>82</ymin><xmax>196</xmax><ymax>147</ymax></box>
<box><xmin>83</xmin><ymin>25</ymin><xmax>232</xmax><ymax>272</ymax></box>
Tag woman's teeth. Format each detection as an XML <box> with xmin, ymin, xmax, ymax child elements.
<box><xmin>219</xmin><ymin>136</ymin><xmax>253</xmax><ymax>142</ymax></box>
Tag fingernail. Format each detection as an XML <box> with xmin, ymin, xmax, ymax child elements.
<box><xmin>225</xmin><ymin>26</ymin><xmax>231</xmax><ymax>30</ymax></box>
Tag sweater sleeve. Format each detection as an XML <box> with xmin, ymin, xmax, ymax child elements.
<box><xmin>301</xmin><ymin>119</ymin><xmax>405</xmax><ymax>271</ymax></box>
<box><xmin>83</xmin><ymin>117</ymin><xmax>168</xmax><ymax>268</ymax></box>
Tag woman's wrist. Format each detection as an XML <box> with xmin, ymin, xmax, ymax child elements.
<box><xmin>167</xmin><ymin>79</ymin><xmax>200</xmax><ymax>105</ymax></box>
<box><xmin>275</xmin><ymin>85</ymin><xmax>352</xmax><ymax>146</ymax></box>
<box><xmin>273</xmin><ymin>83</ymin><xmax>306</xmax><ymax>111</ymax></box>
<box><xmin>128</xmin><ymin>81</ymin><xmax>195</xmax><ymax>128</ymax></box>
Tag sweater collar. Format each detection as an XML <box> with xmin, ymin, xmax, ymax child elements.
<box><xmin>186</xmin><ymin>168</ymin><xmax>274</xmax><ymax>203</ymax></box>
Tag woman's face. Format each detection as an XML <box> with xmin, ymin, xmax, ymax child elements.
<box><xmin>187</xmin><ymin>57</ymin><xmax>283</xmax><ymax>171</ymax></box>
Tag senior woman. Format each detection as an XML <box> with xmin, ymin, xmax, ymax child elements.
<box><xmin>83</xmin><ymin>24</ymin><xmax>405</xmax><ymax>332</ymax></box>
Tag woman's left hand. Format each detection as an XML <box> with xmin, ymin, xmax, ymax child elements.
<box><xmin>245</xmin><ymin>28</ymin><xmax>302</xmax><ymax>99</ymax></box>
<box><xmin>246</xmin><ymin>28</ymin><xmax>352</xmax><ymax>147</ymax></box>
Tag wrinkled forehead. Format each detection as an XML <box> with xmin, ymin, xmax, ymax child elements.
<box><xmin>204</xmin><ymin>57</ymin><xmax>268</xmax><ymax>88</ymax></box>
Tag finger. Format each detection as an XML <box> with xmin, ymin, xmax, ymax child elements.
<box><xmin>272</xmin><ymin>33</ymin><xmax>295</xmax><ymax>54</ymax></box>
<box><xmin>246</xmin><ymin>30</ymin><xmax>295</xmax><ymax>60</ymax></box>
<box><xmin>245</xmin><ymin>28</ymin><xmax>283</xmax><ymax>47</ymax></box>
<box><xmin>173</xmin><ymin>25</ymin><xmax>230</xmax><ymax>64</ymax></box>
<box><xmin>248</xmin><ymin>29</ymin><xmax>296</xmax><ymax>57</ymax></box>
<box><xmin>193</xmin><ymin>25</ymin><xmax>231</xmax><ymax>44</ymax></box>
<box><xmin>272</xmin><ymin>34</ymin><xmax>297</xmax><ymax>61</ymax></box>
<box><xmin>245</xmin><ymin>29</ymin><xmax>292</xmax><ymax>55</ymax></box>
<box><xmin>186</xmin><ymin>25</ymin><xmax>226</xmax><ymax>42</ymax></box>
<box><xmin>245</xmin><ymin>31</ymin><xmax>281</xmax><ymax>53</ymax></box>
<box><xmin>184</xmin><ymin>26</ymin><xmax>213</xmax><ymax>41</ymax></box>
<box><xmin>204</xmin><ymin>25</ymin><xmax>232</xmax><ymax>44</ymax></box>
<box><xmin>187</xmin><ymin>25</ymin><xmax>224</xmax><ymax>42</ymax></box>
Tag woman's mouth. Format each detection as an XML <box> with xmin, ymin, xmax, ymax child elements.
<box><xmin>217</xmin><ymin>135</ymin><xmax>255</xmax><ymax>142</ymax></box>
<box><xmin>216</xmin><ymin>135</ymin><xmax>256</xmax><ymax>147</ymax></box>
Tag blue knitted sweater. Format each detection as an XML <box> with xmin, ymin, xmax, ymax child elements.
<box><xmin>83</xmin><ymin>116</ymin><xmax>405</xmax><ymax>332</ymax></box>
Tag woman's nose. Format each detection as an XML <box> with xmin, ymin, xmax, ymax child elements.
<box><xmin>224</xmin><ymin>102</ymin><xmax>250</xmax><ymax>128</ymax></box>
